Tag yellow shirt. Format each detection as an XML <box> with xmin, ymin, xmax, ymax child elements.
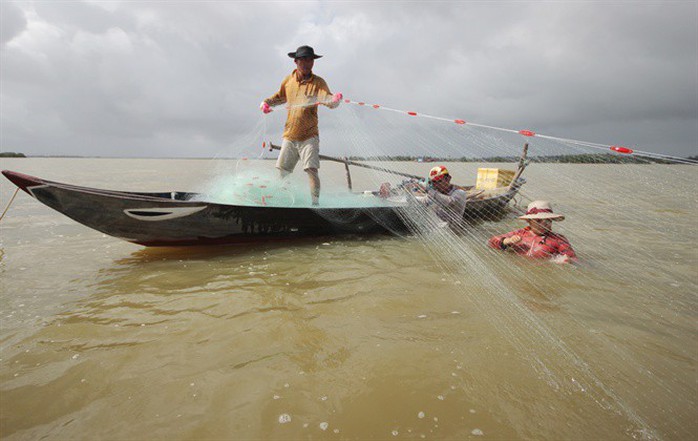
<box><xmin>265</xmin><ymin>70</ymin><xmax>337</xmax><ymax>141</ymax></box>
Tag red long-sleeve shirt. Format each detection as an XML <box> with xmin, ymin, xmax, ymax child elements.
<box><xmin>488</xmin><ymin>227</ymin><xmax>577</xmax><ymax>260</ymax></box>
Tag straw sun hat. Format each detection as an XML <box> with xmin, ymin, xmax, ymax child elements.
<box><xmin>518</xmin><ymin>200</ymin><xmax>565</xmax><ymax>221</ymax></box>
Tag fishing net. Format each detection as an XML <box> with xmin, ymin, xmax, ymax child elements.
<box><xmin>198</xmin><ymin>95</ymin><xmax>697</xmax><ymax>439</ymax></box>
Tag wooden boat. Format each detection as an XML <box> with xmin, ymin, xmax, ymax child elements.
<box><xmin>1</xmin><ymin>146</ymin><xmax>527</xmax><ymax>247</ymax></box>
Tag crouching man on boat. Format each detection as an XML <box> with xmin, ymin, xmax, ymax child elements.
<box><xmin>260</xmin><ymin>45</ymin><xmax>342</xmax><ymax>206</ymax></box>
<box><xmin>402</xmin><ymin>166</ymin><xmax>468</xmax><ymax>227</ymax></box>
<box><xmin>488</xmin><ymin>200</ymin><xmax>577</xmax><ymax>264</ymax></box>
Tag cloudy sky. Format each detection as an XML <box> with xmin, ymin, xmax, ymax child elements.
<box><xmin>1</xmin><ymin>1</ymin><xmax>696</xmax><ymax>158</ymax></box>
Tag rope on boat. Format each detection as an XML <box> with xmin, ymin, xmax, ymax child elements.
<box><xmin>0</xmin><ymin>187</ymin><xmax>20</xmax><ymax>222</ymax></box>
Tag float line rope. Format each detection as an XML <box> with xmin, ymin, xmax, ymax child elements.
<box><xmin>342</xmin><ymin>98</ymin><xmax>698</xmax><ymax>165</ymax></box>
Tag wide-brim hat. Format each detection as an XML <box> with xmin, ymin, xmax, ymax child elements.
<box><xmin>518</xmin><ymin>200</ymin><xmax>565</xmax><ymax>221</ymax></box>
<box><xmin>288</xmin><ymin>45</ymin><xmax>322</xmax><ymax>59</ymax></box>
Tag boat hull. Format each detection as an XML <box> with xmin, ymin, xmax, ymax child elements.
<box><xmin>2</xmin><ymin>170</ymin><xmax>523</xmax><ymax>247</ymax></box>
<box><xmin>2</xmin><ymin>170</ymin><xmax>409</xmax><ymax>246</ymax></box>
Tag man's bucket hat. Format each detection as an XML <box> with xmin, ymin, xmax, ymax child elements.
<box><xmin>288</xmin><ymin>45</ymin><xmax>323</xmax><ymax>59</ymax></box>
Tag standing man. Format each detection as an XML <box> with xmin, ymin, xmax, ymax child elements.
<box><xmin>260</xmin><ymin>45</ymin><xmax>342</xmax><ymax>206</ymax></box>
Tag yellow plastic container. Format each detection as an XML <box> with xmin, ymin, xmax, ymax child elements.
<box><xmin>476</xmin><ymin>168</ymin><xmax>516</xmax><ymax>190</ymax></box>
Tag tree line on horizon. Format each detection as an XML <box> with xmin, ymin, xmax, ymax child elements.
<box><xmin>346</xmin><ymin>153</ymin><xmax>689</xmax><ymax>164</ymax></box>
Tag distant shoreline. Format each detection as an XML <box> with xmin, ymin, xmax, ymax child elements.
<box><xmin>2</xmin><ymin>152</ymin><xmax>696</xmax><ymax>164</ymax></box>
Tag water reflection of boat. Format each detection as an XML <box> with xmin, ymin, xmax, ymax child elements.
<box><xmin>2</xmin><ymin>149</ymin><xmax>526</xmax><ymax>246</ymax></box>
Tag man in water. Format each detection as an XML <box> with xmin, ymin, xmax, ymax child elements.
<box><xmin>488</xmin><ymin>200</ymin><xmax>577</xmax><ymax>263</ymax></box>
<box><xmin>260</xmin><ymin>45</ymin><xmax>342</xmax><ymax>206</ymax></box>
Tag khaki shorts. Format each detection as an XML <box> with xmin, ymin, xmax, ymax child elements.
<box><xmin>276</xmin><ymin>136</ymin><xmax>320</xmax><ymax>172</ymax></box>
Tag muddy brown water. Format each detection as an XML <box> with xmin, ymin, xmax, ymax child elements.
<box><xmin>1</xmin><ymin>158</ymin><xmax>696</xmax><ymax>440</ymax></box>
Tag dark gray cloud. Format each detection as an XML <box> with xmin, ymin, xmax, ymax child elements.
<box><xmin>1</xmin><ymin>1</ymin><xmax>696</xmax><ymax>158</ymax></box>
<box><xmin>0</xmin><ymin>1</ymin><xmax>27</xmax><ymax>45</ymax></box>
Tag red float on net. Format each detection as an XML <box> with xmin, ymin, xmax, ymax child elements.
<box><xmin>358</xmin><ymin>102</ymin><xmax>365</xmax><ymax>106</ymax></box>
<box><xmin>373</xmin><ymin>104</ymin><xmax>380</xmax><ymax>109</ymax></box>
<box><xmin>344</xmin><ymin>99</ymin><xmax>350</xmax><ymax>103</ymax></box>
<box><xmin>519</xmin><ymin>130</ymin><xmax>536</xmax><ymax>137</ymax></box>
<box><xmin>454</xmin><ymin>119</ymin><xmax>466</xmax><ymax>125</ymax></box>
<box><xmin>407</xmin><ymin>112</ymin><xmax>417</xmax><ymax>116</ymax></box>
<box><xmin>610</xmin><ymin>146</ymin><xmax>634</xmax><ymax>154</ymax></box>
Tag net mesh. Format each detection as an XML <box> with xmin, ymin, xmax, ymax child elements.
<box><xmin>199</xmin><ymin>98</ymin><xmax>696</xmax><ymax>440</ymax></box>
